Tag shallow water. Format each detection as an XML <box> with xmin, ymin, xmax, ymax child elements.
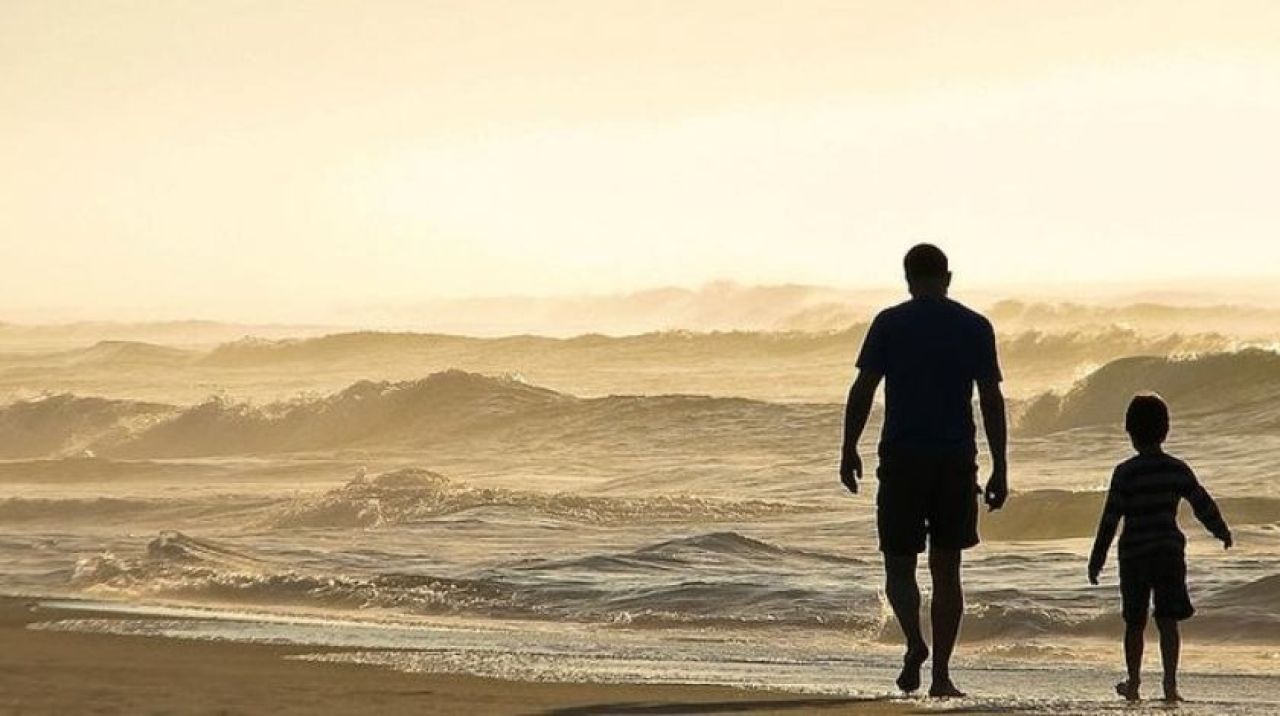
<box><xmin>29</xmin><ymin>602</ymin><xmax>1280</xmax><ymax>715</ymax></box>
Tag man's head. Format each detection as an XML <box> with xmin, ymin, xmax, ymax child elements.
<box><xmin>904</xmin><ymin>243</ymin><xmax>951</xmax><ymax>297</ymax></box>
<box><xmin>1125</xmin><ymin>393</ymin><xmax>1170</xmax><ymax>449</ymax></box>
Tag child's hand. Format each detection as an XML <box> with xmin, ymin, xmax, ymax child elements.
<box><xmin>1087</xmin><ymin>564</ymin><xmax>1101</xmax><ymax>585</ymax></box>
<box><xmin>1222</xmin><ymin>533</ymin><xmax>1234</xmax><ymax>550</ymax></box>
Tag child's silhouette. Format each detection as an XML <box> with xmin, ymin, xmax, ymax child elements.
<box><xmin>1088</xmin><ymin>394</ymin><xmax>1232</xmax><ymax>702</ymax></box>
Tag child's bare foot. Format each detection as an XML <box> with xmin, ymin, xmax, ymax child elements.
<box><xmin>1163</xmin><ymin>678</ymin><xmax>1183</xmax><ymax>703</ymax></box>
<box><xmin>928</xmin><ymin>679</ymin><xmax>967</xmax><ymax>698</ymax></box>
<box><xmin>1115</xmin><ymin>679</ymin><xmax>1141</xmax><ymax>702</ymax></box>
<box><xmin>895</xmin><ymin>643</ymin><xmax>929</xmax><ymax>693</ymax></box>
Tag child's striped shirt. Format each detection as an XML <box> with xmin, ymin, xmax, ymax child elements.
<box><xmin>1090</xmin><ymin>451</ymin><xmax>1230</xmax><ymax>564</ymax></box>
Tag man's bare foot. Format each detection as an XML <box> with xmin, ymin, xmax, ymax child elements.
<box><xmin>895</xmin><ymin>644</ymin><xmax>929</xmax><ymax>693</ymax></box>
<box><xmin>1115</xmin><ymin>679</ymin><xmax>1141</xmax><ymax>702</ymax></box>
<box><xmin>1163</xmin><ymin>679</ymin><xmax>1184</xmax><ymax>703</ymax></box>
<box><xmin>928</xmin><ymin>679</ymin><xmax>967</xmax><ymax>698</ymax></box>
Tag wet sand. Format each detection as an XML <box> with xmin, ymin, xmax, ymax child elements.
<box><xmin>0</xmin><ymin>598</ymin><xmax>943</xmax><ymax>716</ymax></box>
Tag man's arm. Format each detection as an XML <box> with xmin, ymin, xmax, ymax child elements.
<box><xmin>839</xmin><ymin>369</ymin><xmax>882</xmax><ymax>494</ymax></box>
<box><xmin>977</xmin><ymin>378</ymin><xmax>1008</xmax><ymax>511</ymax></box>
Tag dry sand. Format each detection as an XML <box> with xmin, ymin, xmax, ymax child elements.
<box><xmin>0</xmin><ymin>598</ymin><xmax>975</xmax><ymax>716</ymax></box>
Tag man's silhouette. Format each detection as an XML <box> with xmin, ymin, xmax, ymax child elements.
<box><xmin>839</xmin><ymin>244</ymin><xmax>1008</xmax><ymax>698</ymax></box>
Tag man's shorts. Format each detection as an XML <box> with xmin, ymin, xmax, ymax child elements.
<box><xmin>875</xmin><ymin>453</ymin><xmax>980</xmax><ymax>555</ymax></box>
<box><xmin>1119</xmin><ymin>552</ymin><xmax>1195</xmax><ymax>624</ymax></box>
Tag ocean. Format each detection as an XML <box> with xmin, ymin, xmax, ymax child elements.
<box><xmin>0</xmin><ymin>329</ymin><xmax>1278</xmax><ymax>713</ymax></box>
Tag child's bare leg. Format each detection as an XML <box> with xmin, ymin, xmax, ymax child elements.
<box><xmin>1115</xmin><ymin>620</ymin><xmax>1144</xmax><ymax>701</ymax></box>
<box><xmin>1156</xmin><ymin>618</ymin><xmax>1183</xmax><ymax>702</ymax></box>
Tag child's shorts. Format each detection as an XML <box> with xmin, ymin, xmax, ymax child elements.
<box><xmin>1119</xmin><ymin>551</ymin><xmax>1195</xmax><ymax>625</ymax></box>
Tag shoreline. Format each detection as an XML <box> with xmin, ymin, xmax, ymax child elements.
<box><xmin>0</xmin><ymin>596</ymin><xmax>934</xmax><ymax>716</ymax></box>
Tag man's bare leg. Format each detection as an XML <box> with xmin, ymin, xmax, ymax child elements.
<box><xmin>928</xmin><ymin>549</ymin><xmax>966</xmax><ymax>698</ymax></box>
<box><xmin>884</xmin><ymin>553</ymin><xmax>929</xmax><ymax>693</ymax></box>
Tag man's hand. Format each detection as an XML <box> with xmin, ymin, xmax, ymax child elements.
<box><xmin>840</xmin><ymin>370</ymin><xmax>879</xmax><ymax>496</ymax></box>
<box><xmin>839</xmin><ymin>449</ymin><xmax>862</xmax><ymax>494</ymax></box>
<box><xmin>1222</xmin><ymin>532</ymin><xmax>1234</xmax><ymax>550</ymax></box>
<box><xmin>1087</xmin><ymin>562</ymin><xmax>1101</xmax><ymax>586</ymax></box>
<box><xmin>983</xmin><ymin>465</ymin><xmax>1008</xmax><ymax>512</ymax></box>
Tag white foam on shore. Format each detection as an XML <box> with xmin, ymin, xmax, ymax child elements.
<box><xmin>28</xmin><ymin>602</ymin><xmax>1280</xmax><ymax>716</ymax></box>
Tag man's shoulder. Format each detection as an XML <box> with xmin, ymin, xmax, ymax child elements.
<box><xmin>873</xmin><ymin>300</ymin><xmax>912</xmax><ymax>321</ymax></box>
<box><xmin>874</xmin><ymin>298</ymin><xmax>990</xmax><ymax>321</ymax></box>
<box><xmin>944</xmin><ymin>299</ymin><xmax>995</xmax><ymax>331</ymax></box>
<box><xmin>866</xmin><ymin>302</ymin><xmax>910</xmax><ymax>335</ymax></box>
<box><xmin>869</xmin><ymin>299</ymin><xmax>995</xmax><ymax>342</ymax></box>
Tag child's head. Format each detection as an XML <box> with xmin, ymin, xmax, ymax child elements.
<box><xmin>1125</xmin><ymin>393</ymin><xmax>1169</xmax><ymax>449</ymax></box>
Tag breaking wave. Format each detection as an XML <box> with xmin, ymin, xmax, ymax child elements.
<box><xmin>114</xmin><ymin>370</ymin><xmax>569</xmax><ymax>457</ymax></box>
<box><xmin>0</xmin><ymin>395</ymin><xmax>174</xmax><ymax>459</ymax></box>
<box><xmin>0</xmin><ymin>465</ymin><xmax>808</xmax><ymax>529</ymax></box>
<box><xmin>72</xmin><ymin>531</ymin><xmax>512</xmax><ymax>614</ymax></box>
<box><xmin>1017</xmin><ymin>349</ymin><xmax>1280</xmax><ymax>435</ymax></box>
<box><xmin>0</xmin><ymin>371</ymin><xmax>836</xmax><ymax>460</ymax></box>
<box><xmin>988</xmin><ymin>300</ymin><xmax>1280</xmax><ymax>338</ymax></box>
<box><xmin>68</xmin><ymin>530</ymin><xmax>884</xmax><ymax>631</ymax></box>
<box><xmin>508</xmin><ymin>531</ymin><xmax>867</xmax><ymax>576</ymax></box>
<box><xmin>65</xmin><ymin>530</ymin><xmax>1280</xmax><ymax>640</ymax></box>
<box><xmin>268</xmin><ymin>468</ymin><xmax>806</xmax><ymax>528</ymax></box>
<box><xmin>188</xmin><ymin>322</ymin><xmax>1241</xmax><ymax>404</ymax></box>
<box><xmin>197</xmin><ymin>324</ymin><xmax>1236</xmax><ymax>372</ymax></box>
<box><xmin>11</xmin><ymin>350</ymin><xmax>1279</xmax><ymax>459</ymax></box>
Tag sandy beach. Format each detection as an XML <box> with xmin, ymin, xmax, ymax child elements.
<box><xmin>0</xmin><ymin>598</ymin><xmax>936</xmax><ymax>716</ymax></box>
<box><xmin>8</xmin><ymin>3</ymin><xmax>1280</xmax><ymax>715</ymax></box>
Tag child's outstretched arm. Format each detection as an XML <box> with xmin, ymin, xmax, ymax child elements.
<box><xmin>1184</xmin><ymin>470</ymin><xmax>1233</xmax><ymax>548</ymax></box>
<box><xmin>1088</xmin><ymin>471</ymin><xmax>1124</xmax><ymax>584</ymax></box>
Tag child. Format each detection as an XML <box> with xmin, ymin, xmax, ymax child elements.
<box><xmin>1088</xmin><ymin>393</ymin><xmax>1232</xmax><ymax>702</ymax></box>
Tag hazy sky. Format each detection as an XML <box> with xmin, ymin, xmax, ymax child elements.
<box><xmin>4</xmin><ymin>1</ymin><xmax>1280</xmax><ymax>321</ymax></box>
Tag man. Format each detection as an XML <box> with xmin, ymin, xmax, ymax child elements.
<box><xmin>839</xmin><ymin>243</ymin><xmax>1008</xmax><ymax>698</ymax></box>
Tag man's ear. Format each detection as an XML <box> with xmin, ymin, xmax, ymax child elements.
<box><xmin>944</xmin><ymin>271</ymin><xmax>953</xmax><ymax>289</ymax></box>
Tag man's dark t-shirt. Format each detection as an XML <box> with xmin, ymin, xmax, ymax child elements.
<box><xmin>856</xmin><ymin>297</ymin><xmax>1001</xmax><ymax>459</ymax></box>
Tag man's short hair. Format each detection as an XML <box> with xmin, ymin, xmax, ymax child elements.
<box><xmin>904</xmin><ymin>243</ymin><xmax>949</xmax><ymax>279</ymax></box>
<box><xmin>1125</xmin><ymin>393</ymin><xmax>1170</xmax><ymax>445</ymax></box>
